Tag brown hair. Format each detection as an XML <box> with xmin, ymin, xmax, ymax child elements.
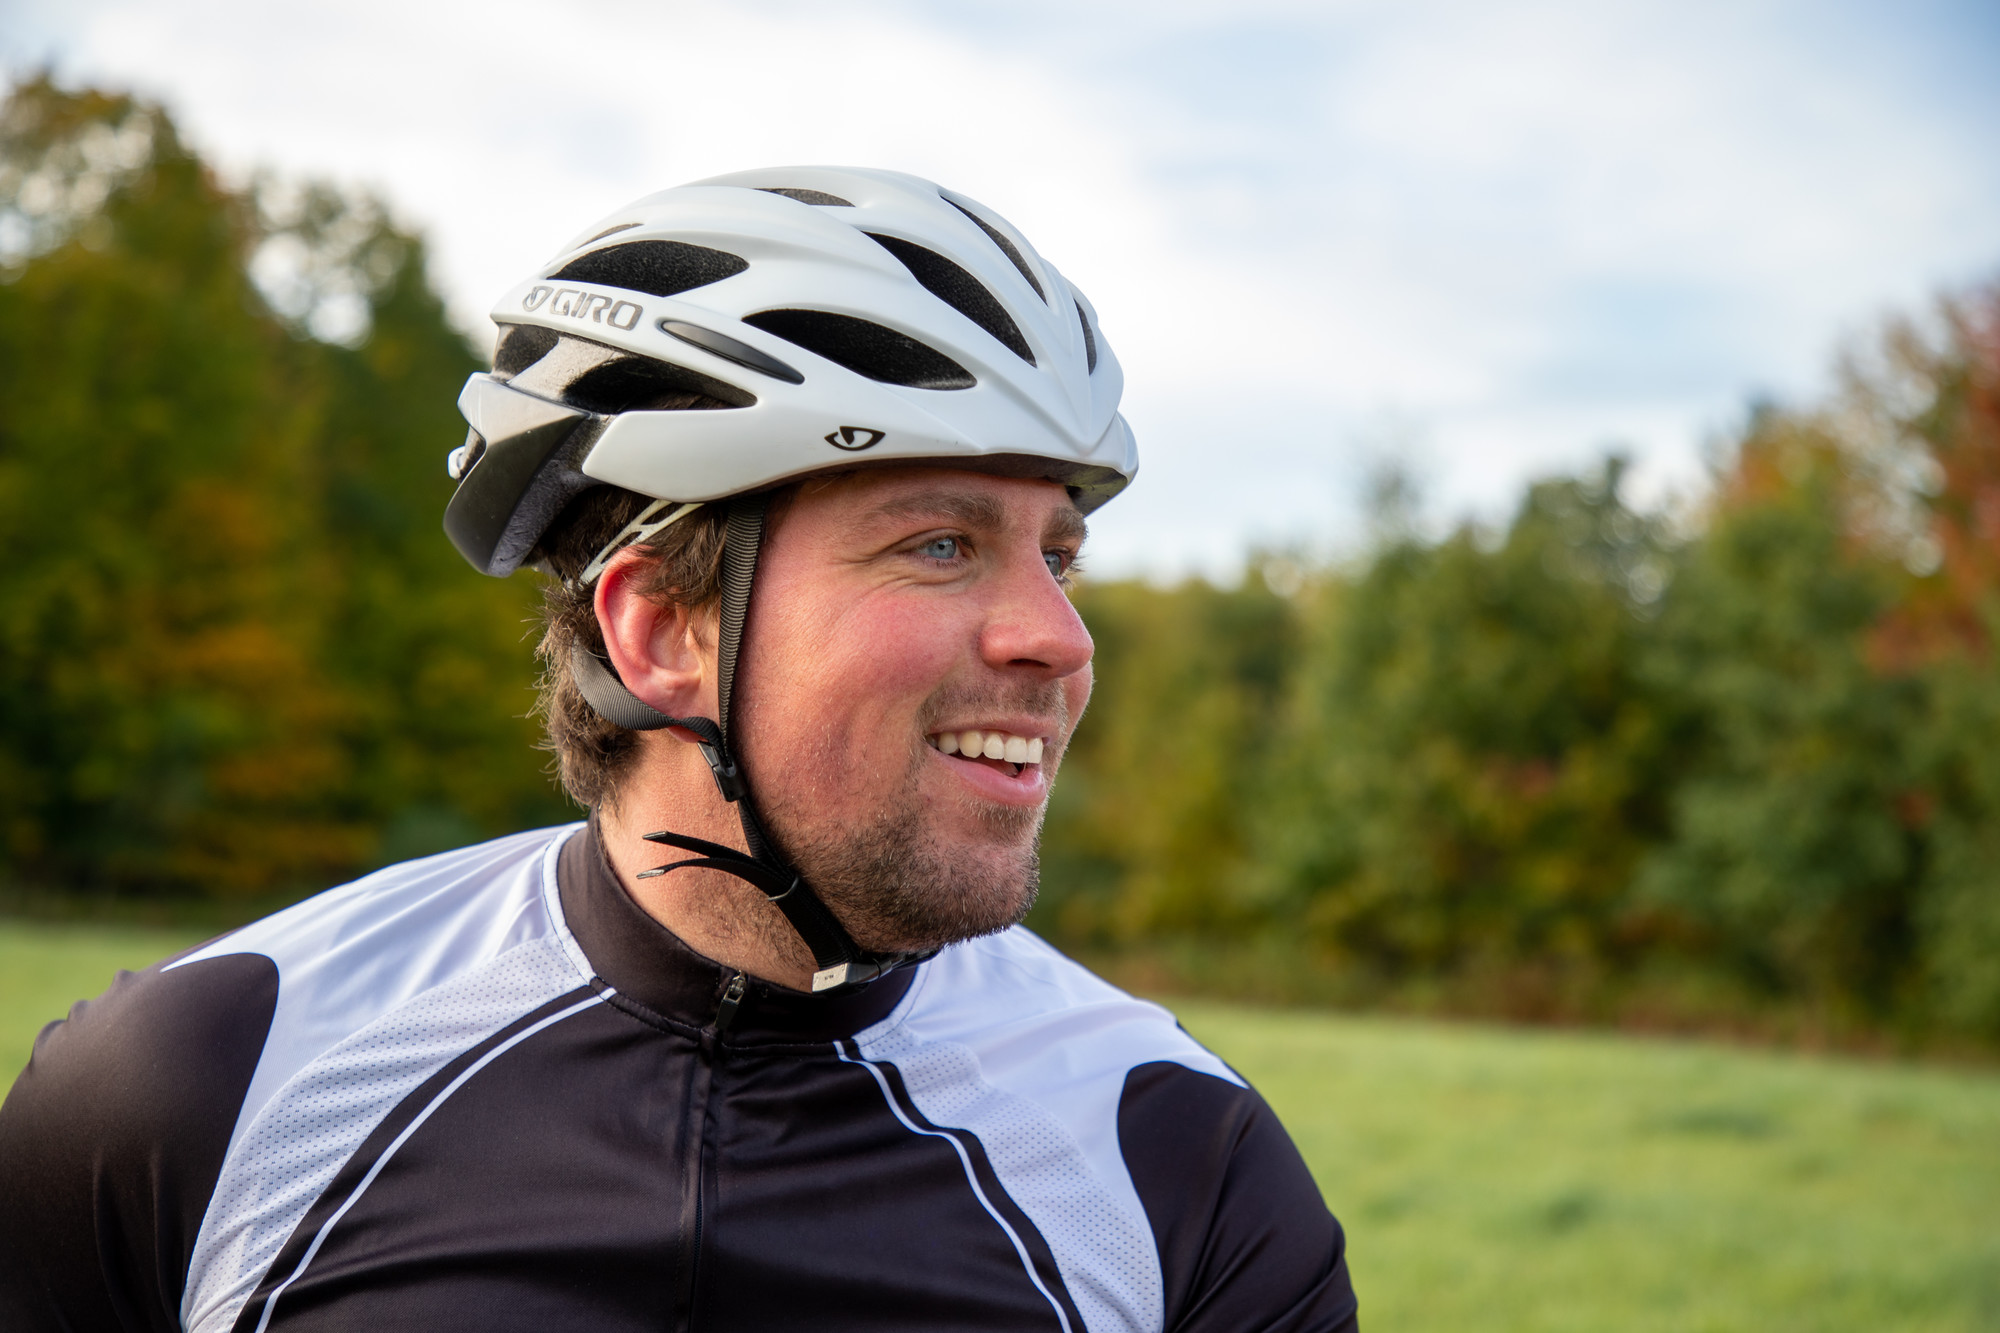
<box><xmin>531</xmin><ymin>482</ymin><xmax>732</xmax><ymax>811</ymax></box>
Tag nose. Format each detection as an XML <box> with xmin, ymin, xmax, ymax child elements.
<box><xmin>978</xmin><ymin>548</ymin><xmax>1094</xmax><ymax>679</ymax></box>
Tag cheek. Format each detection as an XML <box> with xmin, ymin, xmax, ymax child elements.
<box><xmin>751</xmin><ymin>595</ymin><xmax>964</xmax><ymax>752</ymax></box>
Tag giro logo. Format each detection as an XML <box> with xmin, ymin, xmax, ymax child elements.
<box><xmin>522</xmin><ymin>285</ymin><xmax>643</xmax><ymax>331</ymax></box>
<box><xmin>825</xmin><ymin>426</ymin><xmax>885</xmax><ymax>451</ymax></box>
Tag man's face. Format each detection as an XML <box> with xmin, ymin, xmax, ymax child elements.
<box><xmin>731</xmin><ymin>467</ymin><xmax>1094</xmax><ymax>953</ymax></box>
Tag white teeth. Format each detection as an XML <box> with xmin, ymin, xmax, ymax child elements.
<box><xmin>931</xmin><ymin>729</ymin><xmax>1048</xmax><ymax>765</ymax></box>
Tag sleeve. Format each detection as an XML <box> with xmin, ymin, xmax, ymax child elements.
<box><xmin>0</xmin><ymin>951</ymin><xmax>278</xmax><ymax>1333</ymax></box>
<box><xmin>1118</xmin><ymin>1061</ymin><xmax>1359</xmax><ymax>1333</ymax></box>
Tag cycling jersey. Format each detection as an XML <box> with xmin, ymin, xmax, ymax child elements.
<box><xmin>0</xmin><ymin>821</ymin><xmax>1357</xmax><ymax>1332</ymax></box>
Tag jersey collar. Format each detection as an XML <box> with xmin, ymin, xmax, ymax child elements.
<box><xmin>557</xmin><ymin>818</ymin><xmax>917</xmax><ymax>1043</ymax></box>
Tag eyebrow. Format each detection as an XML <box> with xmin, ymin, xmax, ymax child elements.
<box><xmin>1043</xmin><ymin>503</ymin><xmax>1088</xmax><ymax>547</ymax></box>
<box><xmin>861</xmin><ymin>489</ymin><xmax>1089</xmax><ymax>547</ymax></box>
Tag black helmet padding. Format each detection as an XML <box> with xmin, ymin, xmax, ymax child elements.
<box><xmin>445</xmin><ymin>376</ymin><xmax>598</xmax><ymax>576</ymax></box>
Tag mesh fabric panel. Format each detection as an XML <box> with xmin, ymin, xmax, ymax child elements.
<box><xmin>756</xmin><ymin>187</ymin><xmax>854</xmax><ymax>207</ymax></box>
<box><xmin>493</xmin><ymin>323</ymin><xmax>562</xmax><ymax>377</ymax></box>
<box><xmin>548</xmin><ymin>240</ymin><xmax>748</xmax><ymax>299</ymax></box>
<box><xmin>867</xmin><ymin>233</ymin><xmax>1034</xmax><ymax>366</ymax></box>
<box><xmin>741</xmin><ymin>309</ymin><xmax>975</xmax><ymax>390</ymax></box>
<box><xmin>1074</xmin><ymin>302</ymin><xmax>1097</xmax><ymax>374</ymax></box>
<box><xmin>944</xmin><ymin>198</ymin><xmax>1046</xmax><ymax>303</ymax></box>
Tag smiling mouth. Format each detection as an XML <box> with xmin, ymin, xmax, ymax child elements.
<box><xmin>928</xmin><ymin>728</ymin><xmax>1045</xmax><ymax>776</ymax></box>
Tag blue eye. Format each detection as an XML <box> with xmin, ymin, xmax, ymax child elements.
<box><xmin>921</xmin><ymin>536</ymin><xmax>961</xmax><ymax>561</ymax></box>
<box><xmin>1044</xmin><ymin>551</ymin><xmax>1067</xmax><ymax>578</ymax></box>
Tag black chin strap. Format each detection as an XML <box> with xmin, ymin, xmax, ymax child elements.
<box><xmin>570</xmin><ymin>496</ymin><xmax>922</xmax><ymax>993</ymax></box>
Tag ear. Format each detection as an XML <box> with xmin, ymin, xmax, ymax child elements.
<box><xmin>594</xmin><ymin>548</ymin><xmax>720</xmax><ymax>727</ymax></box>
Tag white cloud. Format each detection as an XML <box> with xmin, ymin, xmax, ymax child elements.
<box><xmin>12</xmin><ymin>0</ymin><xmax>1997</xmax><ymax>577</ymax></box>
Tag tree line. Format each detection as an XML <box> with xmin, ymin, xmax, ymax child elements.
<box><xmin>0</xmin><ymin>77</ymin><xmax>572</xmax><ymax>903</ymax></box>
<box><xmin>1042</xmin><ymin>300</ymin><xmax>2000</xmax><ymax>1045</ymax></box>
<box><xmin>4</xmin><ymin>79</ymin><xmax>1996</xmax><ymax>1044</ymax></box>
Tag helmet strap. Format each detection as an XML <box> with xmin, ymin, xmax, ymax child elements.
<box><xmin>714</xmin><ymin>495</ymin><xmax>764</xmax><ymax>745</ymax></box>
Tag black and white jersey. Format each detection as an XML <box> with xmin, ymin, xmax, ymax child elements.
<box><xmin>0</xmin><ymin>822</ymin><xmax>1357</xmax><ymax>1332</ymax></box>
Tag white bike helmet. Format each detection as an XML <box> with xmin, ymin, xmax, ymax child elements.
<box><xmin>446</xmin><ymin>167</ymin><xmax>1137</xmax><ymax>991</ymax></box>
<box><xmin>447</xmin><ymin>165</ymin><xmax>1134</xmax><ymax>578</ymax></box>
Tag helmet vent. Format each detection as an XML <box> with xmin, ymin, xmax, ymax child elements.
<box><xmin>757</xmin><ymin>187</ymin><xmax>854</xmax><ymax>207</ymax></box>
<box><xmin>516</xmin><ymin>336</ymin><xmax>755</xmax><ymax>413</ymax></box>
<box><xmin>1075</xmin><ymin>301</ymin><xmax>1098</xmax><ymax>374</ymax></box>
<box><xmin>742</xmin><ymin>309</ymin><xmax>975</xmax><ymax>390</ymax></box>
<box><xmin>548</xmin><ymin>240</ymin><xmax>748</xmax><ymax>298</ymax></box>
<box><xmin>943</xmin><ymin>197</ymin><xmax>1046</xmax><ymax>304</ymax></box>
<box><xmin>582</xmin><ymin>222</ymin><xmax>640</xmax><ymax>244</ymax></box>
<box><xmin>563</xmin><ymin>354</ymin><xmax>755</xmax><ymax>414</ymax></box>
<box><xmin>493</xmin><ymin>322</ymin><xmax>562</xmax><ymax>377</ymax></box>
<box><xmin>866</xmin><ymin>233</ymin><xmax>1034</xmax><ymax>366</ymax></box>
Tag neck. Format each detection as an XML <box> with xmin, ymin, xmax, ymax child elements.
<box><xmin>594</xmin><ymin>739</ymin><xmax>819</xmax><ymax>991</ymax></box>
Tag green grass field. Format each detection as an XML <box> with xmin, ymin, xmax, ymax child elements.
<box><xmin>1176</xmin><ymin>1001</ymin><xmax>2000</xmax><ymax>1331</ymax></box>
<box><xmin>5</xmin><ymin>922</ymin><xmax>1998</xmax><ymax>1330</ymax></box>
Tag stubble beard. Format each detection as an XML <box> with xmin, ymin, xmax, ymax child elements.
<box><xmin>751</xmin><ymin>683</ymin><xmax>1070</xmax><ymax>955</ymax></box>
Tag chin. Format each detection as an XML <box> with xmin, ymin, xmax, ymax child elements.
<box><xmin>773</xmin><ymin>804</ymin><xmax>1044</xmax><ymax>954</ymax></box>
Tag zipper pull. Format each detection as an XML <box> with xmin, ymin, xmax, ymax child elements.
<box><xmin>714</xmin><ymin>971</ymin><xmax>747</xmax><ymax>1036</ymax></box>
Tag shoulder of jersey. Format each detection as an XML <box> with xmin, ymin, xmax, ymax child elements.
<box><xmin>896</xmin><ymin>925</ymin><xmax>1170</xmax><ymax>1020</ymax></box>
<box><xmin>173</xmin><ymin>822</ymin><xmax>582</xmax><ymax>984</ymax></box>
<box><xmin>875</xmin><ymin>926</ymin><xmax>1241</xmax><ymax>1086</ymax></box>
<box><xmin>156</xmin><ymin>825</ymin><xmax>585</xmax><ymax>1094</ymax></box>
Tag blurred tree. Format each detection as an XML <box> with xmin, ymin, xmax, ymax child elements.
<box><xmin>1039</xmin><ymin>289</ymin><xmax>2000</xmax><ymax>1044</ymax></box>
<box><xmin>0</xmin><ymin>76</ymin><xmax>349</xmax><ymax>893</ymax></box>
<box><xmin>0</xmin><ymin>76</ymin><xmax>567</xmax><ymax>900</ymax></box>
<box><xmin>1919</xmin><ymin>635</ymin><xmax>2000</xmax><ymax>1035</ymax></box>
<box><xmin>1265</xmin><ymin>462</ymin><xmax>1679</xmax><ymax>997</ymax></box>
<box><xmin>1636</xmin><ymin>413</ymin><xmax>1922</xmax><ymax>1016</ymax></box>
<box><xmin>1863</xmin><ymin>291</ymin><xmax>2000</xmax><ymax>1034</ymax></box>
<box><xmin>4</xmin><ymin>76</ymin><xmax>1995</xmax><ymax>1045</ymax></box>
<box><xmin>1035</xmin><ymin>569</ymin><xmax>1297</xmax><ymax>945</ymax></box>
<box><xmin>1636</xmin><ymin>292</ymin><xmax>2000</xmax><ymax>1033</ymax></box>
<box><xmin>297</xmin><ymin>190</ymin><xmax>565</xmax><ymax>863</ymax></box>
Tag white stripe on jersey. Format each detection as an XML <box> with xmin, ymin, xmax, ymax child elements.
<box><xmin>853</xmin><ymin>929</ymin><xmax>1243</xmax><ymax>1333</ymax></box>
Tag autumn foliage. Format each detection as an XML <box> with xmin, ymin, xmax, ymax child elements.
<box><xmin>1040</xmin><ymin>293</ymin><xmax>2000</xmax><ymax>1044</ymax></box>
<box><xmin>3</xmin><ymin>78</ymin><xmax>1997</xmax><ymax>1044</ymax></box>
<box><xmin>0</xmin><ymin>77</ymin><xmax>570</xmax><ymax>900</ymax></box>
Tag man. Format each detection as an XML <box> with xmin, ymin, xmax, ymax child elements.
<box><xmin>0</xmin><ymin>167</ymin><xmax>1357</xmax><ymax>1331</ymax></box>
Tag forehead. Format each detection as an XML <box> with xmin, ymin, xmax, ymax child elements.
<box><xmin>779</xmin><ymin>466</ymin><xmax>1086</xmax><ymax>540</ymax></box>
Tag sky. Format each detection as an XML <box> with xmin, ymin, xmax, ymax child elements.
<box><xmin>7</xmin><ymin>0</ymin><xmax>1998</xmax><ymax>578</ymax></box>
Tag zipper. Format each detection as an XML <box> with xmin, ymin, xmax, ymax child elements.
<box><xmin>683</xmin><ymin>973</ymin><xmax>742</xmax><ymax>1330</ymax></box>
<box><xmin>713</xmin><ymin>972</ymin><xmax>746</xmax><ymax>1036</ymax></box>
